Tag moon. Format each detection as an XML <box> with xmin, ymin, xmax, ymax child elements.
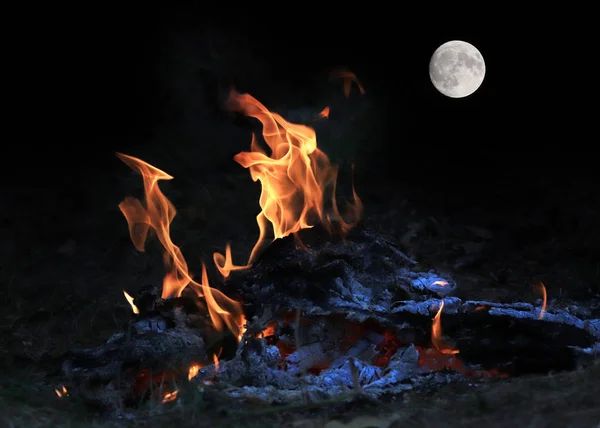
<box><xmin>429</xmin><ymin>40</ymin><xmax>485</xmax><ymax>98</ymax></box>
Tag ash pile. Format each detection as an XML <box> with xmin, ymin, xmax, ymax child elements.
<box><xmin>199</xmin><ymin>224</ymin><xmax>600</xmax><ymax>402</ymax></box>
<box><xmin>59</xmin><ymin>223</ymin><xmax>600</xmax><ymax>409</ymax></box>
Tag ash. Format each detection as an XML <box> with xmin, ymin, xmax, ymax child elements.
<box><xmin>199</xmin><ymin>341</ymin><xmax>458</xmax><ymax>403</ymax></box>
<box><xmin>193</xmin><ymin>293</ymin><xmax>600</xmax><ymax>404</ymax></box>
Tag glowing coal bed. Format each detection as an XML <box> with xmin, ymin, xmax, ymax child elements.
<box><xmin>57</xmin><ymin>81</ymin><xmax>600</xmax><ymax>412</ymax></box>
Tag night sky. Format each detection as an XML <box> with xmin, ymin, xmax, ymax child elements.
<box><xmin>14</xmin><ymin>6</ymin><xmax>593</xmax><ymax>209</ymax></box>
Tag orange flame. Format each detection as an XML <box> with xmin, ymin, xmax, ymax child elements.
<box><xmin>533</xmin><ymin>280</ymin><xmax>547</xmax><ymax>320</ymax></box>
<box><xmin>188</xmin><ymin>363</ymin><xmax>201</xmax><ymax>381</ymax></box>
<box><xmin>117</xmin><ymin>153</ymin><xmax>189</xmax><ymax>298</ymax></box>
<box><xmin>212</xmin><ymin>243</ymin><xmax>251</xmax><ymax>280</ymax></box>
<box><xmin>162</xmin><ymin>390</ymin><xmax>178</xmax><ymax>403</ymax></box>
<box><xmin>260</xmin><ymin>321</ymin><xmax>278</xmax><ymax>338</ymax></box>
<box><xmin>213</xmin><ymin>353</ymin><xmax>220</xmax><ymax>373</ymax></box>
<box><xmin>432</xmin><ymin>300</ymin><xmax>459</xmax><ymax>355</ymax></box>
<box><xmin>199</xmin><ymin>262</ymin><xmax>245</xmax><ymax>341</ymax></box>
<box><xmin>317</xmin><ymin>106</ymin><xmax>330</xmax><ymax>119</ymax></box>
<box><xmin>330</xmin><ymin>68</ymin><xmax>365</xmax><ymax>98</ymax></box>
<box><xmin>213</xmin><ymin>90</ymin><xmax>363</xmax><ymax>277</ymax></box>
<box><xmin>117</xmin><ymin>153</ymin><xmax>245</xmax><ymax>340</ymax></box>
<box><xmin>55</xmin><ymin>385</ymin><xmax>68</xmax><ymax>398</ymax></box>
<box><xmin>123</xmin><ymin>290</ymin><xmax>139</xmax><ymax>314</ymax></box>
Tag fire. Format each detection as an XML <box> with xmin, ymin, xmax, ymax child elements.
<box><xmin>431</xmin><ymin>280</ymin><xmax>448</xmax><ymax>287</ymax></box>
<box><xmin>533</xmin><ymin>280</ymin><xmax>547</xmax><ymax>320</ymax></box>
<box><xmin>317</xmin><ymin>106</ymin><xmax>330</xmax><ymax>119</ymax></box>
<box><xmin>117</xmin><ymin>153</ymin><xmax>188</xmax><ymax>298</ymax></box>
<box><xmin>260</xmin><ymin>321</ymin><xmax>278</xmax><ymax>338</ymax></box>
<box><xmin>213</xmin><ymin>353</ymin><xmax>220</xmax><ymax>373</ymax></box>
<box><xmin>330</xmin><ymin>68</ymin><xmax>365</xmax><ymax>98</ymax></box>
<box><xmin>55</xmin><ymin>385</ymin><xmax>68</xmax><ymax>398</ymax></box>
<box><xmin>213</xmin><ymin>90</ymin><xmax>363</xmax><ymax>277</ymax></box>
<box><xmin>158</xmin><ymin>359</ymin><xmax>220</xmax><ymax>404</ymax></box>
<box><xmin>212</xmin><ymin>243</ymin><xmax>251</xmax><ymax>280</ymax></box>
<box><xmin>431</xmin><ymin>300</ymin><xmax>459</xmax><ymax>355</ymax></box>
<box><xmin>117</xmin><ymin>153</ymin><xmax>246</xmax><ymax>340</ymax></box>
<box><xmin>161</xmin><ymin>390</ymin><xmax>178</xmax><ymax>403</ymax></box>
<box><xmin>188</xmin><ymin>363</ymin><xmax>201</xmax><ymax>381</ymax></box>
<box><xmin>123</xmin><ymin>290</ymin><xmax>139</xmax><ymax>314</ymax></box>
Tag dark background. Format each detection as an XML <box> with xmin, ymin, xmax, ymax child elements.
<box><xmin>20</xmin><ymin>6</ymin><xmax>592</xmax><ymax>188</ymax></box>
<box><xmin>5</xmin><ymin>6</ymin><xmax>596</xmax><ymax>269</ymax></box>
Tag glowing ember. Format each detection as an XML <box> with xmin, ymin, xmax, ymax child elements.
<box><xmin>161</xmin><ymin>390</ymin><xmax>178</xmax><ymax>403</ymax></box>
<box><xmin>416</xmin><ymin>346</ymin><xmax>463</xmax><ymax>372</ymax></box>
<box><xmin>55</xmin><ymin>385</ymin><xmax>68</xmax><ymax>398</ymax></box>
<box><xmin>431</xmin><ymin>300</ymin><xmax>459</xmax><ymax>355</ymax></box>
<box><xmin>418</xmin><ymin>302</ymin><xmax>494</xmax><ymax>376</ymax></box>
<box><xmin>533</xmin><ymin>280</ymin><xmax>547</xmax><ymax>320</ymax></box>
<box><xmin>117</xmin><ymin>153</ymin><xmax>246</xmax><ymax>340</ymax></box>
<box><xmin>260</xmin><ymin>321</ymin><xmax>278</xmax><ymax>338</ymax></box>
<box><xmin>188</xmin><ymin>363</ymin><xmax>201</xmax><ymax>381</ymax></box>
<box><xmin>317</xmin><ymin>106</ymin><xmax>330</xmax><ymax>119</ymax></box>
<box><xmin>213</xmin><ymin>90</ymin><xmax>363</xmax><ymax>277</ymax></box>
<box><xmin>431</xmin><ymin>280</ymin><xmax>448</xmax><ymax>287</ymax></box>
<box><xmin>123</xmin><ymin>290</ymin><xmax>139</xmax><ymax>314</ymax></box>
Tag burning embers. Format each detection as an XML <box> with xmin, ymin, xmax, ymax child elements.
<box><xmin>59</xmin><ymin>79</ymin><xmax>600</xmax><ymax>411</ymax></box>
<box><xmin>71</xmin><ymin>84</ymin><xmax>365</xmax><ymax>404</ymax></box>
<box><xmin>253</xmin><ymin>309</ymin><xmax>467</xmax><ymax>378</ymax></box>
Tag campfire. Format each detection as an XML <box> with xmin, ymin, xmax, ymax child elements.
<box><xmin>59</xmin><ymin>75</ymin><xmax>600</xmax><ymax>411</ymax></box>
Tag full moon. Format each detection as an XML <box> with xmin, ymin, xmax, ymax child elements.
<box><xmin>429</xmin><ymin>40</ymin><xmax>485</xmax><ymax>98</ymax></box>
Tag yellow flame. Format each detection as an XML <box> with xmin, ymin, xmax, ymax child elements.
<box><xmin>117</xmin><ymin>153</ymin><xmax>246</xmax><ymax>341</ymax></box>
<box><xmin>432</xmin><ymin>300</ymin><xmax>459</xmax><ymax>355</ymax></box>
<box><xmin>162</xmin><ymin>390</ymin><xmax>178</xmax><ymax>403</ymax></box>
<box><xmin>55</xmin><ymin>385</ymin><xmax>68</xmax><ymax>398</ymax></box>
<box><xmin>213</xmin><ymin>89</ymin><xmax>362</xmax><ymax>278</ymax></box>
<box><xmin>123</xmin><ymin>290</ymin><xmax>139</xmax><ymax>314</ymax></box>
<box><xmin>188</xmin><ymin>363</ymin><xmax>201</xmax><ymax>381</ymax></box>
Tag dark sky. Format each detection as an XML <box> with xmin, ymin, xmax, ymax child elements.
<box><xmin>16</xmin><ymin>6</ymin><xmax>593</xmax><ymax>193</ymax></box>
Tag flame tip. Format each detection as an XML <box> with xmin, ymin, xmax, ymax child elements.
<box><xmin>118</xmin><ymin>154</ymin><xmax>245</xmax><ymax>340</ymax></box>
